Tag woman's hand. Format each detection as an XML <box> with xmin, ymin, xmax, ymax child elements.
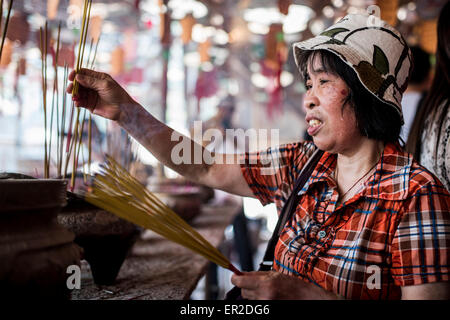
<box><xmin>231</xmin><ymin>271</ymin><xmax>340</xmax><ymax>300</ymax></box>
<box><xmin>66</xmin><ymin>68</ymin><xmax>135</xmax><ymax>121</ymax></box>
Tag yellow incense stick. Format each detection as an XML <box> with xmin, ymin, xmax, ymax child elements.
<box><xmin>40</xmin><ymin>24</ymin><xmax>50</xmax><ymax>178</ymax></box>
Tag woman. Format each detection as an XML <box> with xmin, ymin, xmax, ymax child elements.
<box><xmin>406</xmin><ymin>1</ymin><xmax>450</xmax><ymax>191</ymax></box>
<box><xmin>67</xmin><ymin>14</ymin><xmax>450</xmax><ymax>299</ymax></box>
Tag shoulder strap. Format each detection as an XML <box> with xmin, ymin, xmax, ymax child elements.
<box><xmin>258</xmin><ymin>147</ymin><xmax>324</xmax><ymax>271</ymax></box>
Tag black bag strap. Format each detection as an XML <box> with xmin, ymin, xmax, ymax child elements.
<box><xmin>258</xmin><ymin>147</ymin><xmax>324</xmax><ymax>271</ymax></box>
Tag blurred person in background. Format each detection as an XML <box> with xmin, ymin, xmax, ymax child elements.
<box><xmin>400</xmin><ymin>46</ymin><xmax>431</xmax><ymax>142</ymax></box>
<box><xmin>406</xmin><ymin>1</ymin><xmax>450</xmax><ymax>191</ymax></box>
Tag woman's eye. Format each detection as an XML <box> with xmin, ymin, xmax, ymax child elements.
<box><xmin>305</xmin><ymin>84</ymin><xmax>312</xmax><ymax>90</ymax></box>
<box><xmin>320</xmin><ymin>79</ymin><xmax>329</xmax><ymax>85</ymax></box>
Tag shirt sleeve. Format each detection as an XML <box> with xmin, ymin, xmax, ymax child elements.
<box><xmin>239</xmin><ymin>141</ymin><xmax>315</xmax><ymax>207</ymax></box>
<box><xmin>391</xmin><ymin>182</ymin><xmax>450</xmax><ymax>287</ymax></box>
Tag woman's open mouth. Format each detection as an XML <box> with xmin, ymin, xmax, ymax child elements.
<box><xmin>307</xmin><ymin>119</ymin><xmax>323</xmax><ymax>136</ymax></box>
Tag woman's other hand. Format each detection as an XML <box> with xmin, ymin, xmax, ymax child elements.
<box><xmin>66</xmin><ymin>68</ymin><xmax>135</xmax><ymax>121</ymax></box>
<box><xmin>231</xmin><ymin>271</ymin><xmax>340</xmax><ymax>300</ymax></box>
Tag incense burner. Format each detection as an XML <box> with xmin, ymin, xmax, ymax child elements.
<box><xmin>58</xmin><ymin>193</ymin><xmax>141</xmax><ymax>285</ymax></box>
<box><xmin>0</xmin><ymin>174</ymin><xmax>82</xmax><ymax>299</ymax></box>
<box><xmin>148</xmin><ymin>178</ymin><xmax>212</xmax><ymax>222</ymax></box>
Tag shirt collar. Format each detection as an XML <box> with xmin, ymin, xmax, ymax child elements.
<box><xmin>298</xmin><ymin>143</ymin><xmax>413</xmax><ymax>200</ymax></box>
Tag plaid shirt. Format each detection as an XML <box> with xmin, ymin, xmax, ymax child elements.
<box><xmin>240</xmin><ymin>142</ymin><xmax>450</xmax><ymax>299</ymax></box>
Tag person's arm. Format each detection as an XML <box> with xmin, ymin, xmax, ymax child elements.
<box><xmin>67</xmin><ymin>68</ymin><xmax>254</xmax><ymax>197</ymax></box>
<box><xmin>391</xmin><ymin>174</ymin><xmax>450</xmax><ymax>300</ymax></box>
<box><xmin>401</xmin><ymin>282</ymin><xmax>450</xmax><ymax>300</ymax></box>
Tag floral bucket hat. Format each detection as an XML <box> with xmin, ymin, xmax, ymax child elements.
<box><xmin>293</xmin><ymin>14</ymin><xmax>412</xmax><ymax>123</ymax></box>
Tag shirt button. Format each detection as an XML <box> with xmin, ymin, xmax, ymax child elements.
<box><xmin>318</xmin><ymin>230</ymin><xmax>326</xmax><ymax>239</ymax></box>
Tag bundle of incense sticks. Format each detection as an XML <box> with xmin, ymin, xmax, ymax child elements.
<box><xmin>39</xmin><ymin>0</ymin><xmax>101</xmax><ymax>184</ymax></box>
<box><xmin>85</xmin><ymin>156</ymin><xmax>242</xmax><ymax>275</ymax></box>
<box><xmin>69</xmin><ymin>0</ymin><xmax>93</xmax><ymax>189</ymax></box>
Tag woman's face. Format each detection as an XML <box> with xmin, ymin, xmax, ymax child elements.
<box><xmin>303</xmin><ymin>54</ymin><xmax>362</xmax><ymax>154</ymax></box>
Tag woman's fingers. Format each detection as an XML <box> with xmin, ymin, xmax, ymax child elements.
<box><xmin>66</xmin><ymin>82</ymin><xmax>73</xmax><ymax>94</ymax></box>
<box><xmin>68</xmin><ymin>69</ymin><xmax>76</xmax><ymax>81</ymax></box>
<box><xmin>75</xmin><ymin>73</ymin><xmax>105</xmax><ymax>91</ymax></box>
<box><xmin>67</xmin><ymin>68</ymin><xmax>107</xmax><ymax>93</ymax></box>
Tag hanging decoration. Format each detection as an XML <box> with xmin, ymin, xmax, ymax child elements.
<box><xmin>89</xmin><ymin>15</ymin><xmax>103</xmax><ymax>43</ymax></box>
<box><xmin>278</xmin><ymin>0</ymin><xmax>292</xmax><ymax>15</ymax></box>
<box><xmin>0</xmin><ymin>38</ymin><xmax>13</xmax><ymax>68</ymax></box>
<box><xmin>6</xmin><ymin>12</ymin><xmax>30</xmax><ymax>46</ymax></box>
<box><xmin>198</xmin><ymin>39</ymin><xmax>211</xmax><ymax>63</ymax></box>
<box><xmin>0</xmin><ymin>0</ymin><xmax>14</xmax><ymax>62</ymax></box>
<box><xmin>262</xmin><ymin>23</ymin><xmax>287</xmax><ymax>118</ymax></box>
<box><xmin>57</xmin><ymin>43</ymin><xmax>75</xmax><ymax>68</ymax></box>
<box><xmin>376</xmin><ymin>0</ymin><xmax>398</xmax><ymax>26</ymax></box>
<box><xmin>69</xmin><ymin>0</ymin><xmax>83</xmax><ymax>7</ymax></box>
<box><xmin>194</xmin><ymin>68</ymin><xmax>218</xmax><ymax>104</ymax></box>
<box><xmin>194</xmin><ymin>38</ymin><xmax>218</xmax><ymax>115</ymax></box>
<box><xmin>17</xmin><ymin>56</ymin><xmax>26</xmax><ymax>75</ymax></box>
<box><xmin>47</xmin><ymin>0</ymin><xmax>60</xmax><ymax>20</ymax></box>
<box><xmin>180</xmin><ymin>13</ymin><xmax>196</xmax><ymax>45</ymax></box>
<box><xmin>110</xmin><ymin>46</ymin><xmax>125</xmax><ymax>76</ymax></box>
<box><xmin>159</xmin><ymin>0</ymin><xmax>171</xmax><ymax>46</ymax></box>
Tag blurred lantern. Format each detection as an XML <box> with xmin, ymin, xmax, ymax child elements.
<box><xmin>70</xmin><ymin>0</ymin><xmax>83</xmax><ymax>7</ymax></box>
<box><xmin>18</xmin><ymin>57</ymin><xmax>27</xmax><ymax>75</ymax></box>
<box><xmin>111</xmin><ymin>46</ymin><xmax>125</xmax><ymax>76</ymax></box>
<box><xmin>0</xmin><ymin>39</ymin><xmax>13</xmax><ymax>68</ymax></box>
<box><xmin>198</xmin><ymin>40</ymin><xmax>211</xmax><ymax>63</ymax></box>
<box><xmin>47</xmin><ymin>0</ymin><xmax>60</xmax><ymax>20</ymax></box>
<box><xmin>417</xmin><ymin>19</ymin><xmax>437</xmax><ymax>54</ymax></box>
<box><xmin>89</xmin><ymin>16</ymin><xmax>103</xmax><ymax>43</ymax></box>
<box><xmin>159</xmin><ymin>0</ymin><xmax>171</xmax><ymax>45</ymax></box>
<box><xmin>278</xmin><ymin>0</ymin><xmax>292</xmax><ymax>15</ymax></box>
<box><xmin>180</xmin><ymin>13</ymin><xmax>196</xmax><ymax>44</ymax></box>
<box><xmin>376</xmin><ymin>0</ymin><xmax>398</xmax><ymax>26</ymax></box>
<box><xmin>57</xmin><ymin>44</ymin><xmax>75</xmax><ymax>68</ymax></box>
<box><xmin>264</xmin><ymin>23</ymin><xmax>287</xmax><ymax>70</ymax></box>
<box><xmin>263</xmin><ymin>23</ymin><xmax>287</xmax><ymax>118</ymax></box>
<box><xmin>6</xmin><ymin>12</ymin><xmax>30</xmax><ymax>45</ymax></box>
<box><xmin>194</xmin><ymin>68</ymin><xmax>218</xmax><ymax>111</ymax></box>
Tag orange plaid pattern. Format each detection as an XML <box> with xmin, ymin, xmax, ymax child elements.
<box><xmin>240</xmin><ymin>142</ymin><xmax>450</xmax><ymax>299</ymax></box>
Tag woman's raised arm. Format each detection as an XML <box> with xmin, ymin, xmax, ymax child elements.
<box><xmin>67</xmin><ymin>68</ymin><xmax>254</xmax><ymax>198</ymax></box>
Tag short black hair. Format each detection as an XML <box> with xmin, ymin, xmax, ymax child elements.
<box><xmin>297</xmin><ymin>49</ymin><xmax>402</xmax><ymax>144</ymax></box>
<box><xmin>409</xmin><ymin>46</ymin><xmax>431</xmax><ymax>85</ymax></box>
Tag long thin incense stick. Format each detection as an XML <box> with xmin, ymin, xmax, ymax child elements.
<box><xmin>49</xmin><ymin>23</ymin><xmax>62</xmax><ymax>177</ymax></box>
<box><xmin>58</xmin><ymin>63</ymin><xmax>69</xmax><ymax>178</ymax></box>
<box><xmin>86</xmin><ymin>156</ymin><xmax>242</xmax><ymax>275</ymax></box>
<box><xmin>40</xmin><ymin>23</ymin><xmax>50</xmax><ymax>178</ymax></box>
<box><xmin>54</xmin><ymin>22</ymin><xmax>62</xmax><ymax>175</ymax></box>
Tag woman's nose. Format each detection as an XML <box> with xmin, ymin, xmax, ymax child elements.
<box><xmin>303</xmin><ymin>91</ymin><xmax>319</xmax><ymax>113</ymax></box>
